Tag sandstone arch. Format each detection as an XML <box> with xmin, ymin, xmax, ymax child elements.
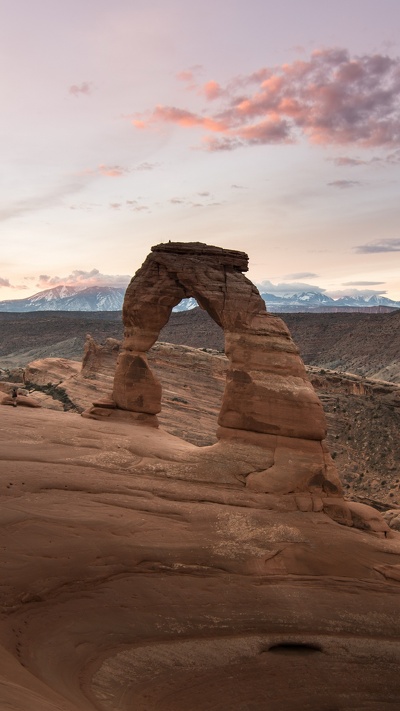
<box><xmin>106</xmin><ymin>242</ymin><xmax>342</xmax><ymax>497</ymax></box>
<box><xmin>105</xmin><ymin>242</ymin><xmax>341</xmax><ymax>498</ymax></box>
<box><xmin>113</xmin><ymin>242</ymin><xmax>326</xmax><ymax>439</ymax></box>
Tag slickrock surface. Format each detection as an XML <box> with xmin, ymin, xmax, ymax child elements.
<box><xmin>24</xmin><ymin>340</ymin><xmax>227</xmax><ymax>447</ymax></box>
<box><xmin>1</xmin><ymin>405</ymin><xmax>400</xmax><ymax>711</ymax></box>
<box><xmin>20</xmin><ymin>344</ymin><xmax>400</xmax><ymax>506</ymax></box>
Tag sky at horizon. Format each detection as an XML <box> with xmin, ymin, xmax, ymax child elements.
<box><xmin>1</xmin><ymin>0</ymin><xmax>400</xmax><ymax>301</ymax></box>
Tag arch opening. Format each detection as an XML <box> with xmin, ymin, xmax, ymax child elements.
<box><xmin>150</xmin><ymin>301</ymin><xmax>226</xmax><ymax>446</ymax></box>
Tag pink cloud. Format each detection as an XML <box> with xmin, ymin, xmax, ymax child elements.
<box><xmin>37</xmin><ymin>269</ymin><xmax>130</xmax><ymax>289</ymax></box>
<box><xmin>327</xmin><ymin>180</ymin><xmax>362</xmax><ymax>188</ymax></box>
<box><xmin>82</xmin><ymin>164</ymin><xmax>129</xmax><ymax>178</ymax></box>
<box><xmin>202</xmin><ymin>136</ymin><xmax>242</xmax><ymax>151</ymax></box>
<box><xmin>69</xmin><ymin>82</ymin><xmax>93</xmax><ymax>98</ymax></box>
<box><xmin>202</xmin><ymin>80</ymin><xmax>223</xmax><ymax>100</ymax></box>
<box><xmin>176</xmin><ymin>66</ymin><xmax>203</xmax><ymax>83</ymax></box>
<box><xmin>132</xmin><ymin>48</ymin><xmax>400</xmax><ymax>152</ymax></box>
<box><xmin>332</xmin><ymin>156</ymin><xmax>369</xmax><ymax>166</ymax></box>
<box><xmin>98</xmin><ymin>164</ymin><xmax>128</xmax><ymax>177</ymax></box>
<box><xmin>150</xmin><ymin>105</ymin><xmax>227</xmax><ymax>132</ymax></box>
<box><xmin>176</xmin><ymin>70</ymin><xmax>195</xmax><ymax>82</ymax></box>
<box><xmin>237</xmin><ymin>117</ymin><xmax>292</xmax><ymax>144</ymax></box>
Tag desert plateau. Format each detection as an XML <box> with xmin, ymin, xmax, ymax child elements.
<box><xmin>1</xmin><ymin>242</ymin><xmax>400</xmax><ymax>711</ymax></box>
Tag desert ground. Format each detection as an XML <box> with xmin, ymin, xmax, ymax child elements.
<box><xmin>1</xmin><ymin>308</ymin><xmax>400</xmax><ymax>384</ymax></box>
<box><xmin>2</xmin><ymin>403</ymin><xmax>400</xmax><ymax>711</ymax></box>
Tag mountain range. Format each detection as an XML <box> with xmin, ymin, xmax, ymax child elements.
<box><xmin>0</xmin><ymin>285</ymin><xmax>126</xmax><ymax>312</ymax></box>
<box><xmin>0</xmin><ymin>285</ymin><xmax>399</xmax><ymax>313</ymax></box>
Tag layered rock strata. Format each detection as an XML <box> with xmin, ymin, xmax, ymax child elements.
<box><xmin>0</xmin><ymin>406</ymin><xmax>399</xmax><ymax>711</ymax></box>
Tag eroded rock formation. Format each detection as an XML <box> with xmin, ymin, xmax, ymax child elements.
<box><xmin>1</xmin><ymin>406</ymin><xmax>400</xmax><ymax>711</ymax></box>
<box><xmin>88</xmin><ymin>242</ymin><xmax>342</xmax><ymax>497</ymax></box>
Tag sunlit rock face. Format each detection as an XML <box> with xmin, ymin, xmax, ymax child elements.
<box><xmin>109</xmin><ymin>242</ymin><xmax>340</xmax><ymax>496</ymax></box>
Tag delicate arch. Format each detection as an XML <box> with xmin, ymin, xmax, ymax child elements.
<box><xmin>112</xmin><ymin>242</ymin><xmax>327</xmax><ymax>442</ymax></box>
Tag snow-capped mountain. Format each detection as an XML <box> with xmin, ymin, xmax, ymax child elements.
<box><xmin>172</xmin><ymin>297</ymin><xmax>199</xmax><ymax>312</ymax></box>
<box><xmin>260</xmin><ymin>291</ymin><xmax>400</xmax><ymax>312</ymax></box>
<box><xmin>0</xmin><ymin>286</ymin><xmax>399</xmax><ymax>313</ymax></box>
<box><xmin>0</xmin><ymin>285</ymin><xmax>126</xmax><ymax>312</ymax></box>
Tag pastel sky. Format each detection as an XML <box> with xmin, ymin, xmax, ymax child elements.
<box><xmin>1</xmin><ymin>0</ymin><xmax>400</xmax><ymax>301</ymax></box>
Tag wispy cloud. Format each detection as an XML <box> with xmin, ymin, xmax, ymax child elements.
<box><xmin>134</xmin><ymin>161</ymin><xmax>160</xmax><ymax>171</ymax></box>
<box><xmin>168</xmin><ymin>192</ymin><xmax>219</xmax><ymax>208</ymax></box>
<box><xmin>36</xmin><ymin>269</ymin><xmax>130</xmax><ymax>289</ymax></box>
<box><xmin>0</xmin><ymin>280</ymin><xmax>28</xmax><ymax>290</ymax></box>
<box><xmin>132</xmin><ymin>49</ymin><xmax>400</xmax><ymax>153</ymax></box>
<box><xmin>329</xmin><ymin>153</ymin><xmax>400</xmax><ymax>166</ymax></box>
<box><xmin>69</xmin><ymin>81</ymin><xmax>93</xmax><ymax>98</ymax></box>
<box><xmin>0</xmin><ymin>182</ymin><xmax>86</xmax><ymax>222</ymax></box>
<box><xmin>327</xmin><ymin>288</ymin><xmax>387</xmax><ymax>298</ymax></box>
<box><xmin>256</xmin><ymin>279</ymin><xmax>326</xmax><ymax>295</ymax></box>
<box><xmin>176</xmin><ymin>66</ymin><xmax>203</xmax><ymax>87</ymax></box>
<box><xmin>69</xmin><ymin>202</ymin><xmax>99</xmax><ymax>211</ymax></box>
<box><xmin>331</xmin><ymin>156</ymin><xmax>374</xmax><ymax>166</ymax></box>
<box><xmin>81</xmin><ymin>164</ymin><xmax>129</xmax><ymax>178</ymax></box>
<box><xmin>126</xmin><ymin>201</ymin><xmax>149</xmax><ymax>212</ymax></box>
<box><xmin>342</xmin><ymin>281</ymin><xmax>386</xmax><ymax>286</ymax></box>
<box><xmin>283</xmin><ymin>272</ymin><xmax>319</xmax><ymax>279</ymax></box>
<box><xmin>82</xmin><ymin>162</ymin><xmax>160</xmax><ymax>179</ymax></box>
<box><xmin>257</xmin><ymin>279</ymin><xmax>389</xmax><ymax>299</ymax></box>
<box><xmin>98</xmin><ymin>164</ymin><xmax>128</xmax><ymax>177</ymax></box>
<box><xmin>355</xmin><ymin>238</ymin><xmax>400</xmax><ymax>253</ymax></box>
<box><xmin>327</xmin><ymin>180</ymin><xmax>362</xmax><ymax>188</ymax></box>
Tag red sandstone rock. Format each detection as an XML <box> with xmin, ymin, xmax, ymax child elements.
<box><xmin>81</xmin><ymin>335</ymin><xmax>120</xmax><ymax>379</ymax></box>
<box><xmin>0</xmin><ymin>406</ymin><xmax>400</xmax><ymax>711</ymax></box>
<box><xmin>1</xmin><ymin>394</ymin><xmax>41</xmax><ymax>408</ymax></box>
<box><xmin>108</xmin><ymin>242</ymin><xmax>339</xmax><ymax>497</ymax></box>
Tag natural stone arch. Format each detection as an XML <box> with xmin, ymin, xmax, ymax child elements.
<box><xmin>112</xmin><ymin>242</ymin><xmax>327</xmax><ymax>442</ymax></box>
<box><xmin>80</xmin><ymin>241</ymin><xmax>344</xmax><ymax>495</ymax></box>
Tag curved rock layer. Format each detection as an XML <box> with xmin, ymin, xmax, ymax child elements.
<box><xmin>0</xmin><ymin>407</ymin><xmax>400</xmax><ymax>711</ymax></box>
<box><xmin>107</xmin><ymin>242</ymin><xmax>340</xmax><ymax>495</ymax></box>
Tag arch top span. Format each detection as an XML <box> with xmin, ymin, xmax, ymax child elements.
<box><xmin>151</xmin><ymin>241</ymin><xmax>249</xmax><ymax>271</ymax></box>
